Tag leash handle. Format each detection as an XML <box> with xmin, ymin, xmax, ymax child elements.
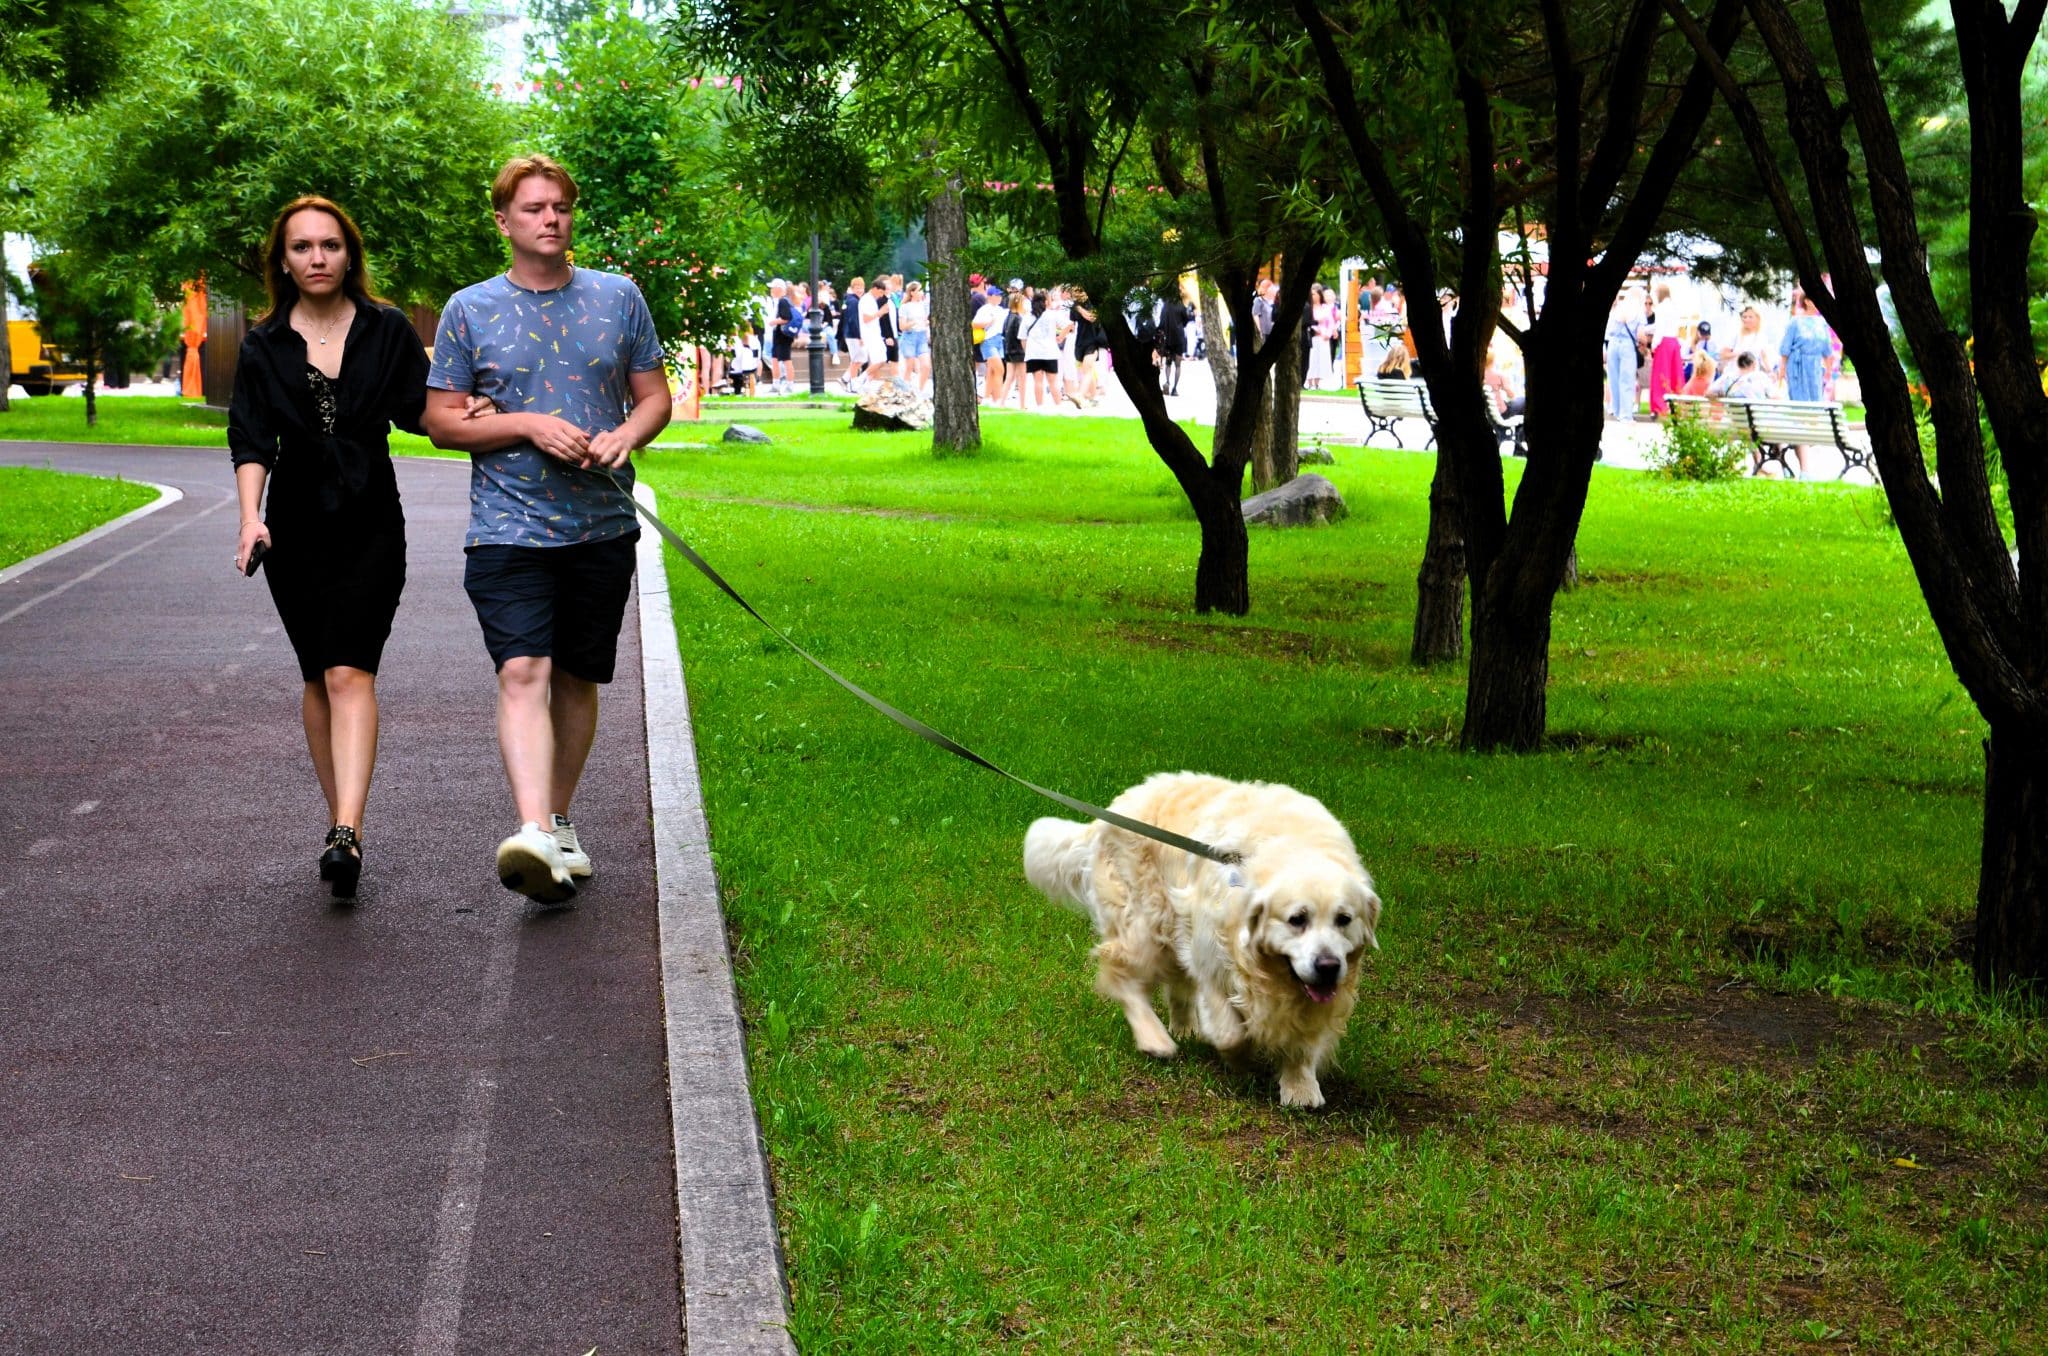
<box><xmin>610</xmin><ymin>472</ymin><xmax>1242</xmax><ymax>868</ymax></box>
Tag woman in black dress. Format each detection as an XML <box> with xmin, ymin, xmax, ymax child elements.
<box><xmin>229</xmin><ymin>195</ymin><xmax>428</xmax><ymax>897</ymax></box>
<box><xmin>1155</xmin><ymin>289</ymin><xmax>1190</xmax><ymax>396</ymax></box>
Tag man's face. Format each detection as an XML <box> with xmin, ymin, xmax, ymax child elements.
<box><xmin>495</xmin><ymin>175</ymin><xmax>574</xmax><ymax>260</ymax></box>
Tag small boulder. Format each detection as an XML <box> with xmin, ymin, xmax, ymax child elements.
<box><xmin>1242</xmin><ymin>472</ymin><xmax>1348</xmax><ymax>527</ymax></box>
<box><xmin>723</xmin><ymin>423</ymin><xmax>772</xmax><ymax>444</ymax></box>
<box><xmin>1298</xmin><ymin>445</ymin><xmax>1335</xmax><ymax>465</ymax></box>
<box><xmin>852</xmin><ymin>379</ymin><xmax>933</xmax><ymax>432</ymax></box>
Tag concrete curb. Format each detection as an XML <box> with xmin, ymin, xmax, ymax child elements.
<box><xmin>634</xmin><ymin>482</ymin><xmax>797</xmax><ymax>1355</ymax></box>
<box><xmin>0</xmin><ymin>479</ymin><xmax>181</xmax><ymax>589</ymax></box>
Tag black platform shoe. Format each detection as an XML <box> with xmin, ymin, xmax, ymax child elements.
<box><xmin>319</xmin><ymin>825</ymin><xmax>362</xmax><ymax>898</ymax></box>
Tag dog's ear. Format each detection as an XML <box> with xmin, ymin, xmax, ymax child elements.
<box><xmin>1354</xmin><ymin>883</ymin><xmax>1382</xmax><ymax>952</ymax></box>
<box><xmin>1239</xmin><ymin>896</ymin><xmax>1268</xmax><ymax>952</ymax></box>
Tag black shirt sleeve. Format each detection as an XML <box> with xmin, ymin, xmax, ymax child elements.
<box><xmin>227</xmin><ymin>334</ymin><xmax>281</xmax><ymax>472</ymax></box>
<box><xmin>381</xmin><ymin>307</ymin><xmax>429</xmax><ymax>436</ymax></box>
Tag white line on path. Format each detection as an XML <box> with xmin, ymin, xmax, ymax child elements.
<box><xmin>72</xmin><ymin>801</ymin><xmax>98</xmax><ymax>816</ymax></box>
<box><xmin>0</xmin><ymin>489</ymin><xmax>227</xmax><ymax>627</ymax></box>
<box><xmin>409</xmin><ymin>919</ymin><xmax>521</xmax><ymax>1356</ymax></box>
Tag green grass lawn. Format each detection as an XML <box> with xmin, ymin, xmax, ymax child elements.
<box><xmin>0</xmin><ymin>394</ymin><xmax>233</xmax><ymax>447</ymax></box>
<box><xmin>0</xmin><ymin>466</ymin><xmax>158</xmax><ymax>569</ymax></box>
<box><xmin>638</xmin><ymin>413</ymin><xmax>2044</xmax><ymax>1353</ymax></box>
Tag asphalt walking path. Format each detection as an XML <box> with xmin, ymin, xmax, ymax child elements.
<box><xmin>0</xmin><ymin>443</ymin><xmax>774</xmax><ymax>1354</ymax></box>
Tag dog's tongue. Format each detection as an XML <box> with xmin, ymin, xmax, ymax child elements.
<box><xmin>1302</xmin><ymin>981</ymin><xmax>1335</xmax><ymax>1005</ymax></box>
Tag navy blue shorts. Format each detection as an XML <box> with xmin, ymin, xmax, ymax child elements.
<box><xmin>462</xmin><ymin>534</ymin><xmax>639</xmax><ymax>683</ymax></box>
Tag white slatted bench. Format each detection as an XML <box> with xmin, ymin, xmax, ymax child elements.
<box><xmin>1734</xmin><ymin>399</ymin><xmax>1878</xmax><ymax>481</ymax></box>
<box><xmin>1355</xmin><ymin>378</ymin><xmax>1438</xmax><ymax>450</ymax></box>
<box><xmin>1664</xmin><ymin>393</ymin><xmax>1735</xmax><ymax>429</ymax></box>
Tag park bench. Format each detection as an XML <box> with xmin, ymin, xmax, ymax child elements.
<box><xmin>1355</xmin><ymin>378</ymin><xmax>1438</xmax><ymax>450</ymax></box>
<box><xmin>1732</xmin><ymin>399</ymin><xmax>1877</xmax><ymax>481</ymax></box>
<box><xmin>1665</xmin><ymin>393</ymin><xmax>1735</xmax><ymax>429</ymax></box>
<box><xmin>1354</xmin><ymin>377</ymin><xmax>1525</xmax><ymax>456</ymax></box>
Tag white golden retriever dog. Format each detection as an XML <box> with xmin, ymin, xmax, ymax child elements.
<box><xmin>1024</xmin><ymin>772</ymin><xmax>1381</xmax><ymax>1108</ymax></box>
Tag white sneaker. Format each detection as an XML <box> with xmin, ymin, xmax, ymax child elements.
<box><xmin>549</xmin><ymin>813</ymin><xmax>593</xmax><ymax>880</ymax></box>
<box><xmin>496</xmin><ymin>821</ymin><xmax>577</xmax><ymax>904</ymax></box>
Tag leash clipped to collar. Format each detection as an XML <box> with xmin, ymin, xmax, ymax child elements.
<box><xmin>608</xmin><ymin>471</ymin><xmax>1243</xmax><ymax>868</ymax></box>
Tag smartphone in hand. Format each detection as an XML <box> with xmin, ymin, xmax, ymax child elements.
<box><xmin>243</xmin><ymin>539</ymin><xmax>269</xmax><ymax>577</ymax></box>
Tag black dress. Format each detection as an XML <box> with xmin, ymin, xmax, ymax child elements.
<box><xmin>228</xmin><ymin>303</ymin><xmax>428</xmax><ymax>683</ymax></box>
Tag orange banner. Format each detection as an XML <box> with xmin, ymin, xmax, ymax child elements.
<box><xmin>180</xmin><ymin>280</ymin><xmax>208</xmax><ymax>400</ymax></box>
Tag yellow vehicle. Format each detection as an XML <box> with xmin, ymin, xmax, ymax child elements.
<box><xmin>9</xmin><ymin>317</ymin><xmax>87</xmax><ymax>396</ymax></box>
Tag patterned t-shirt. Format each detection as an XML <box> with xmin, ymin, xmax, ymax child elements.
<box><xmin>429</xmin><ymin>268</ymin><xmax>664</xmax><ymax>548</ymax></box>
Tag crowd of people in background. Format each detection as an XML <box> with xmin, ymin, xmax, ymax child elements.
<box><xmin>1603</xmin><ymin>282</ymin><xmax>1842</xmax><ymax>421</ymax></box>
<box><xmin>704</xmin><ymin>266</ymin><xmax>1839</xmax><ymax>435</ymax></box>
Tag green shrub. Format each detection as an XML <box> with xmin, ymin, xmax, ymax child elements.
<box><xmin>1648</xmin><ymin>412</ymin><xmax>1748</xmax><ymax>481</ymax></box>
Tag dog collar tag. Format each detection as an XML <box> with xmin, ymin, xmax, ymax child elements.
<box><xmin>1225</xmin><ymin>868</ymin><xmax>1246</xmax><ymax>890</ymax></box>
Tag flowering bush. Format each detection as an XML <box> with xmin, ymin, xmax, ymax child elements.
<box><xmin>1649</xmin><ymin>412</ymin><xmax>1748</xmax><ymax>482</ymax></box>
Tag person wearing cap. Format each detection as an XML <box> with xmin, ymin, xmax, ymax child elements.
<box><xmin>1681</xmin><ymin>320</ymin><xmax>1717</xmax><ymax>396</ymax></box>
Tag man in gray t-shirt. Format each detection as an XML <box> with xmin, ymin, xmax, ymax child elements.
<box><xmin>429</xmin><ymin>267</ymin><xmax>663</xmax><ymax>548</ymax></box>
<box><xmin>422</xmin><ymin>154</ymin><xmax>673</xmax><ymax>905</ymax></box>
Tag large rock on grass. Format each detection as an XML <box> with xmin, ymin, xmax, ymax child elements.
<box><xmin>723</xmin><ymin>423</ymin><xmax>772</xmax><ymax>444</ymax></box>
<box><xmin>1241</xmin><ymin>473</ymin><xmax>1348</xmax><ymax>527</ymax></box>
<box><xmin>851</xmin><ymin>379</ymin><xmax>933</xmax><ymax>432</ymax></box>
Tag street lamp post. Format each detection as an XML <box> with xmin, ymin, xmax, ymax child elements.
<box><xmin>806</xmin><ymin>230</ymin><xmax>826</xmax><ymax>395</ymax></box>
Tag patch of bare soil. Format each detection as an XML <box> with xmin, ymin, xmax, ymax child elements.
<box><xmin>689</xmin><ymin>492</ymin><xmax>953</xmax><ymax>521</ymax></box>
<box><xmin>1576</xmin><ymin>569</ymin><xmax>1685</xmax><ymax>590</ymax></box>
<box><xmin>1469</xmin><ymin>982</ymin><xmax>1951</xmax><ymax>1072</ymax></box>
<box><xmin>1543</xmin><ymin>730</ymin><xmax>1653</xmax><ymax>753</ymax></box>
<box><xmin>1108</xmin><ymin>619</ymin><xmax>1381</xmax><ymax>666</ymax></box>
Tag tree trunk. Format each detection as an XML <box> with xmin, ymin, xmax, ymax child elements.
<box><xmin>1455</xmin><ymin>349</ymin><xmax>1603</xmax><ymax>750</ymax></box>
<box><xmin>1411</xmin><ymin>449</ymin><xmax>1466</xmax><ymax>664</ymax></box>
<box><xmin>83</xmin><ymin>351</ymin><xmax>98</xmax><ymax>429</ymax></box>
<box><xmin>1974</xmin><ymin>729</ymin><xmax>2048</xmax><ymax>998</ymax></box>
<box><xmin>1190</xmin><ymin>470</ymin><xmax>1251</xmax><ymax>614</ymax></box>
<box><xmin>1462</xmin><ymin>579</ymin><xmax>1551</xmax><ymax>751</ymax></box>
<box><xmin>1268</xmin><ymin>330</ymin><xmax>1301</xmax><ymax>488</ymax></box>
<box><xmin>1250</xmin><ymin>373</ymin><xmax>1275</xmax><ymax>490</ymax></box>
<box><xmin>925</xmin><ymin>174</ymin><xmax>980</xmax><ymax>455</ymax></box>
<box><xmin>1200</xmin><ymin>287</ymin><xmax>1243</xmax><ymax>462</ymax></box>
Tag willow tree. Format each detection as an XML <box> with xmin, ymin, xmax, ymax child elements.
<box><xmin>1667</xmin><ymin>0</ymin><xmax>2048</xmax><ymax>995</ymax></box>
<box><xmin>676</xmin><ymin>0</ymin><xmax>1330</xmax><ymax>614</ymax></box>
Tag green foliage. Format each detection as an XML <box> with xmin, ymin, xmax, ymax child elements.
<box><xmin>535</xmin><ymin>8</ymin><xmax>769</xmax><ymax>351</ymax></box>
<box><xmin>0</xmin><ymin>0</ymin><xmax>129</xmax><ymax>230</ymax></box>
<box><xmin>24</xmin><ymin>253</ymin><xmax>175</xmax><ymax>423</ymax></box>
<box><xmin>1648</xmin><ymin>411</ymin><xmax>1748</xmax><ymax>482</ymax></box>
<box><xmin>20</xmin><ymin>0</ymin><xmax>515</xmax><ymax>306</ymax></box>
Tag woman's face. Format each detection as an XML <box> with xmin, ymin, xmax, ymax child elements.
<box><xmin>1741</xmin><ymin>309</ymin><xmax>1761</xmax><ymax>333</ymax></box>
<box><xmin>282</xmin><ymin>209</ymin><xmax>349</xmax><ymax>303</ymax></box>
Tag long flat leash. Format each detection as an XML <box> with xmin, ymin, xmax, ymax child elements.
<box><xmin>607</xmin><ymin>470</ymin><xmax>1241</xmax><ymax>867</ymax></box>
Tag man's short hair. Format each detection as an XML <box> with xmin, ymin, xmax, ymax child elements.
<box><xmin>1737</xmin><ymin>351</ymin><xmax>1756</xmax><ymax>369</ymax></box>
<box><xmin>491</xmin><ymin>154</ymin><xmax>580</xmax><ymax>214</ymax></box>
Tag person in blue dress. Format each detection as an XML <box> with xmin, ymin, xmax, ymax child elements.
<box><xmin>1779</xmin><ymin>294</ymin><xmax>1831</xmax><ymax>402</ymax></box>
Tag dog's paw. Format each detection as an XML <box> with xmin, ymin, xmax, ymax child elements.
<box><xmin>1278</xmin><ymin>1073</ymin><xmax>1325</xmax><ymax>1109</ymax></box>
<box><xmin>1135</xmin><ymin>1031</ymin><xmax>1180</xmax><ymax>1060</ymax></box>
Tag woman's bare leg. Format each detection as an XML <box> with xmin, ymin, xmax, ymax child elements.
<box><xmin>302</xmin><ymin>680</ymin><xmax>337</xmax><ymax>821</ymax></box>
<box><xmin>322</xmin><ymin>666</ymin><xmax>379</xmax><ymax>835</ymax></box>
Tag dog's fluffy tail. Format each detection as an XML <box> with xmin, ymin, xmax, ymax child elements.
<box><xmin>1024</xmin><ymin>816</ymin><xmax>1094</xmax><ymax>914</ymax></box>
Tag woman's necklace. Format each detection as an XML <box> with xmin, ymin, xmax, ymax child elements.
<box><xmin>299</xmin><ymin>300</ymin><xmax>352</xmax><ymax>346</ymax></box>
